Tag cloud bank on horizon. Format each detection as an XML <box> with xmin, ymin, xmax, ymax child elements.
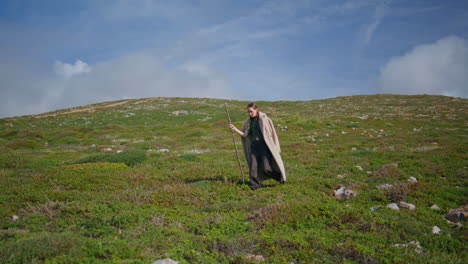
<box><xmin>1</xmin><ymin>0</ymin><xmax>467</xmax><ymax>117</ymax></box>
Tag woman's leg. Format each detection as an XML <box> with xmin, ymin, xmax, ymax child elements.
<box><xmin>249</xmin><ymin>152</ymin><xmax>262</xmax><ymax>190</ymax></box>
<box><xmin>258</xmin><ymin>142</ymin><xmax>282</xmax><ymax>182</ymax></box>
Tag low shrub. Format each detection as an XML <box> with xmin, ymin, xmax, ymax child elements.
<box><xmin>73</xmin><ymin>150</ymin><xmax>147</xmax><ymax>166</ymax></box>
<box><xmin>0</xmin><ymin>232</ymin><xmax>82</xmax><ymax>264</ymax></box>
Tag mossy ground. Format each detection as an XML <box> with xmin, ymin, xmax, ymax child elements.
<box><xmin>0</xmin><ymin>95</ymin><xmax>467</xmax><ymax>263</ymax></box>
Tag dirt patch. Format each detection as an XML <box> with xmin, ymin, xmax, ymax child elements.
<box><xmin>34</xmin><ymin>101</ymin><xmax>130</xmax><ymax>118</ymax></box>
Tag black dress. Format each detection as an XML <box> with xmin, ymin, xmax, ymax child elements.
<box><xmin>247</xmin><ymin>117</ymin><xmax>282</xmax><ymax>190</ymax></box>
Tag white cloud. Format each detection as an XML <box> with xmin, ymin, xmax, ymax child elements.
<box><xmin>360</xmin><ymin>0</ymin><xmax>390</xmax><ymax>46</ymax></box>
<box><xmin>376</xmin><ymin>36</ymin><xmax>468</xmax><ymax>97</ymax></box>
<box><xmin>54</xmin><ymin>59</ymin><xmax>91</xmax><ymax>79</ymax></box>
<box><xmin>46</xmin><ymin>52</ymin><xmax>234</xmax><ymax>112</ymax></box>
<box><xmin>0</xmin><ymin>50</ymin><xmax>234</xmax><ymax>118</ymax></box>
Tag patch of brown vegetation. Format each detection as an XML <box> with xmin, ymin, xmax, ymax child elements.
<box><xmin>371</xmin><ymin>164</ymin><xmax>400</xmax><ymax>179</ymax></box>
<box><xmin>34</xmin><ymin>100</ymin><xmax>130</xmax><ymax>118</ymax></box>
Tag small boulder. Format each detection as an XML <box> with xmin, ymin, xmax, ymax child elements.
<box><xmin>430</xmin><ymin>204</ymin><xmax>441</xmax><ymax>210</ymax></box>
<box><xmin>393</xmin><ymin>241</ymin><xmax>423</xmax><ymax>254</ymax></box>
<box><xmin>101</xmin><ymin>147</ymin><xmax>113</xmax><ymax>153</ymax></box>
<box><xmin>445</xmin><ymin>207</ymin><xmax>467</xmax><ymax>222</ymax></box>
<box><xmin>386</xmin><ymin>203</ymin><xmax>400</xmax><ymax>211</ymax></box>
<box><xmin>172</xmin><ymin>110</ymin><xmax>189</xmax><ymax>116</ymax></box>
<box><xmin>334</xmin><ymin>187</ymin><xmax>356</xmax><ymax>199</ymax></box>
<box><xmin>399</xmin><ymin>201</ymin><xmax>416</xmax><ymax>210</ymax></box>
<box><xmin>157</xmin><ymin>148</ymin><xmax>170</xmax><ymax>153</ymax></box>
<box><xmin>407</xmin><ymin>177</ymin><xmax>418</xmax><ymax>183</ymax></box>
<box><xmin>447</xmin><ymin>220</ymin><xmax>464</xmax><ymax>229</ymax></box>
<box><xmin>12</xmin><ymin>215</ymin><xmax>19</xmax><ymax>222</ymax></box>
<box><xmin>376</xmin><ymin>184</ymin><xmax>393</xmax><ymax>189</ymax></box>
<box><xmin>432</xmin><ymin>226</ymin><xmax>441</xmax><ymax>235</ymax></box>
<box><xmin>152</xmin><ymin>259</ymin><xmax>179</xmax><ymax>264</ymax></box>
<box><xmin>245</xmin><ymin>254</ymin><xmax>265</xmax><ymax>263</ymax></box>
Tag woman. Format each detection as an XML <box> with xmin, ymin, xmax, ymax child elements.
<box><xmin>229</xmin><ymin>103</ymin><xmax>286</xmax><ymax>190</ymax></box>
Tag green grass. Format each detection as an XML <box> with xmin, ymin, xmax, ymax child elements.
<box><xmin>0</xmin><ymin>95</ymin><xmax>467</xmax><ymax>263</ymax></box>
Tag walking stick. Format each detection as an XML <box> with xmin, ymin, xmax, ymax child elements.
<box><xmin>224</xmin><ymin>102</ymin><xmax>245</xmax><ymax>184</ymax></box>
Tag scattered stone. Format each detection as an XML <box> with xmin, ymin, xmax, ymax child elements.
<box><xmin>116</xmin><ymin>150</ymin><xmax>123</xmax><ymax>153</ymax></box>
<box><xmin>90</xmin><ymin>144</ymin><xmax>96</xmax><ymax>147</ymax></box>
<box><xmin>445</xmin><ymin>207</ymin><xmax>468</xmax><ymax>222</ymax></box>
<box><xmin>192</xmin><ymin>149</ymin><xmax>203</xmax><ymax>154</ymax></box>
<box><xmin>430</xmin><ymin>204</ymin><xmax>441</xmax><ymax>210</ymax></box>
<box><xmin>407</xmin><ymin>177</ymin><xmax>418</xmax><ymax>183</ymax></box>
<box><xmin>351</xmin><ymin>147</ymin><xmax>357</xmax><ymax>151</ymax></box>
<box><xmin>370</xmin><ymin>205</ymin><xmax>382</xmax><ymax>212</ymax></box>
<box><xmin>355</xmin><ymin>165</ymin><xmax>363</xmax><ymax>171</ymax></box>
<box><xmin>393</xmin><ymin>241</ymin><xmax>423</xmax><ymax>254</ymax></box>
<box><xmin>245</xmin><ymin>254</ymin><xmax>265</xmax><ymax>263</ymax></box>
<box><xmin>337</xmin><ymin>174</ymin><xmax>345</xmax><ymax>179</ymax></box>
<box><xmin>447</xmin><ymin>220</ymin><xmax>464</xmax><ymax>229</ymax></box>
<box><xmin>12</xmin><ymin>215</ymin><xmax>19</xmax><ymax>222</ymax></box>
<box><xmin>432</xmin><ymin>226</ymin><xmax>441</xmax><ymax>234</ymax></box>
<box><xmin>157</xmin><ymin>148</ymin><xmax>170</xmax><ymax>153</ymax></box>
<box><xmin>376</xmin><ymin>184</ymin><xmax>393</xmax><ymax>189</ymax></box>
<box><xmin>386</xmin><ymin>203</ymin><xmax>400</xmax><ymax>211</ymax></box>
<box><xmin>334</xmin><ymin>186</ymin><xmax>356</xmax><ymax>199</ymax></box>
<box><xmin>399</xmin><ymin>201</ymin><xmax>416</xmax><ymax>210</ymax></box>
<box><xmin>341</xmin><ymin>131</ymin><xmax>347</xmax><ymax>134</ymax></box>
<box><xmin>172</xmin><ymin>110</ymin><xmax>189</xmax><ymax>116</ymax></box>
<box><xmin>152</xmin><ymin>259</ymin><xmax>179</xmax><ymax>264</ymax></box>
<box><xmin>101</xmin><ymin>147</ymin><xmax>113</xmax><ymax>153</ymax></box>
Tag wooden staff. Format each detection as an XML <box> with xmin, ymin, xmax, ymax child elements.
<box><xmin>224</xmin><ymin>102</ymin><xmax>245</xmax><ymax>184</ymax></box>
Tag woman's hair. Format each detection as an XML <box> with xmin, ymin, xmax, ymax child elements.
<box><xmin>246</xmin><ymin>103</ymin><xmax>258</xmax><ymax>109</ymax></box>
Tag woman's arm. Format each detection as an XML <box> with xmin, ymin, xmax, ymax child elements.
<box><xmin>229</xmin><ymin>124</ymin><xmax>245</xmax><ymax>137</ymax></box>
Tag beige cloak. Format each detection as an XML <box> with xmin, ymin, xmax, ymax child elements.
<box><xmin>240</xmin><ymin>112</ymin><xmax>286</xmax><ymax>182</ymax></box>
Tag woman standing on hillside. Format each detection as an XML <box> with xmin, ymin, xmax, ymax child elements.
<box><xmin>229</xmin><ymin>103</ymin><xmax>286</xmax><ymax>190</ymax></box>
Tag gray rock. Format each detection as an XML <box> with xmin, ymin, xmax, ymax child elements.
<box><xmin>12</xmin><ymin>215</ymin><xmax>19</xmax><ymax>222</ymax></box>
<box><xmin>172</xmin><ymin>110</ymin><xmax>189</xmax><ymax>116</ymax></box>
<box><xmin>334</xmin><ymin>187</ymin><xmax>356</xmax><ymax>199</ymax></box>
<box><xmin>407</xmin><ymin>177</ymin><xmax>418</xmax><ymax>183</ymax></box>
<box><xmin>386</xmin><ymin>203</ymin><xmax>400</xmax><ymax>211</ymax></box>
<box><xmin>393</xmin><ymin>241</ymin><xmax>423</xmax><ymax>254</ymax></box>
<box><xmin>157</xmin><ymin>148</ymin><xmax>170</xmax><ymax>153</ymax></box>
<box><xmin>376</xmin><ymin>184</ymin><xmax>393</xmax><ymax>189</ymax></box>
<box><xmin>432</xmin><ymin>226</ymin><xmax>441</xmax><ymax>234</ymax></box>
<box><xmin>152</xmin><ymin>259</ymin><xmax>179</xmax><ymax>264</ymax></box>
<box><xmin>430</xmin><ymin>204</ymin><xmax>441</xmax><ymax>210</ymax></box>
<box><xmin>447</xmin><ymin>220</ymin><xmax>464</xmax><ymax>229</ymax></box>
<box><xmin>370</xmin><ymin>205</ymin><xmax>382</xmax><ymax>212</ymax></box>
<box><xmin>101</xmin><ymin>147</ymin><xmax>113</xmax><ymax>153</ymax></box>
<box><xmin>445</xmin><ymin>207</ymin><xmax>467</xmax><ymax>222</ymax></box>
<box><xmin>245</xmin><ymin>254</ymin><xmax>265</xmax><ymax>263</ymax></box>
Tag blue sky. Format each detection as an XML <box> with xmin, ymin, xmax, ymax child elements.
<box><xmin>1</xmin><ymin>0</ymin><xmax>467</xmax><ymax>117</ymax></box>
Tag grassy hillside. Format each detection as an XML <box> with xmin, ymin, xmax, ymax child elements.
<box><xmin>0</xmin><ymin>95</ymin><xmax>466</xmax><ymax>263</ymax></box>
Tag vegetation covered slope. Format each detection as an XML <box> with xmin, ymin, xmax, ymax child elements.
<box><xmin>0</xmin><ymin>95</ymin><xmax>466</xmax><ymax>263</ymax></box>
